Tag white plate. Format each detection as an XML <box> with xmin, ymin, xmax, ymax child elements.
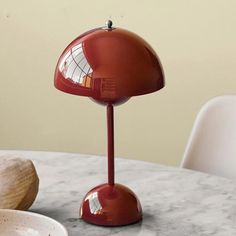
<box><xmin>0</xmin><ymin>209</ymin><xmax>68</xmax><ymax>236</ymax></box>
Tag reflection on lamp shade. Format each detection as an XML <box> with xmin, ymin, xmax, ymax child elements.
<box><xmin>59</xmin><ymin>43</ymin><xmax>93</xmax><ymax>87</ymax></box>
<box><xmin>54</xmin><ymin>27</ymin><xmax>165</xmax><ymax>105</ymax></box>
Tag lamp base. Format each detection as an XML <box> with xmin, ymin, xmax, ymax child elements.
<box><xmin>80</xmin><ymin>183</ymin><xmax>142</xmax><ymax>226</ymax></box>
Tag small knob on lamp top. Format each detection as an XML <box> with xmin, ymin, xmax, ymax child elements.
<box><xmin>105</xmin><ymin>20</ymin><xmax>113</xmax><ymax>29</ymax></box>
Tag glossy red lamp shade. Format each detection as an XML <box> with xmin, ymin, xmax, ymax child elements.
<box><xmin>54</xmin><ymin>21</ymin><xmax>165</xmax><ymax>226</ymax></box>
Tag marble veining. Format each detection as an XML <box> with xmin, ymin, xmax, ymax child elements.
<box><xmin>0</xmin><ymin>150</ymin><xmax>236</xmax><ymax>236</ymax></box>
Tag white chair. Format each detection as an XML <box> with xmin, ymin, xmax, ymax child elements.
<box><xmin>181</xmin><ymin>95</ymin><xmax>236</xmax><ymax>180</ymax></box>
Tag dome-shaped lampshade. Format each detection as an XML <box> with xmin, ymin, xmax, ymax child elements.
<box><xmin>54</xmin><ymin>22</ymin><xmax>164</xmax><ymax>104</ymax></box>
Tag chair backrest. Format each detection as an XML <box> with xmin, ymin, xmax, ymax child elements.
<box><xmin>181</xmin><ymin>95</ymin><xmax>236</xmax><ymax>180</ymax></box>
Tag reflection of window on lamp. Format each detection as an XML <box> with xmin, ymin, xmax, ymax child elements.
<box><xmin>59</xmin><ymin>43</ymin><xmax>93</xmax><ymax>88</ymax></box>
<box><xmin>85</xmin><ymin>192</ymin><xmax>102</xmax><ymax>214</ymax></box>
<box><xmin>102</xmin><ymin>78</ymin><xmax>116</xmax><ymax>97</ymax></box>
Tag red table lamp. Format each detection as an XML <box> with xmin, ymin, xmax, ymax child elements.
<box><xmin>54</xmin><ymin>20</ymin><xmax>165</xmax><ymax>226</ymax></box>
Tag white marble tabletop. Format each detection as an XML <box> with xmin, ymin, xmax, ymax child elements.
<box><xmin>0</xmin><ymin>150</ymin><xmax>236</xmax><ymax>236</ymax></box>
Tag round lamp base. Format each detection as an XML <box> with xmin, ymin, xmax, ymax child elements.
<box><xmin>80</xmin><ymin>183</ymin><xmax>142</xmax><ymax>226</ymax></box>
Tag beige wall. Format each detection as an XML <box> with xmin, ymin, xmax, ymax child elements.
<box><xmin>0</xmin><ymin>0</ymin><xmax>236</xmax><ymax>166</ymax></box>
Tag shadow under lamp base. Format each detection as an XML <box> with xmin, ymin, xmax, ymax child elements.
<box><xmin>80</xmin><ymin>183</ymin><xmax>142</xmax><ymax>226</ymax></box>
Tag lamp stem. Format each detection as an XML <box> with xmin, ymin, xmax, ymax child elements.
<box><xmin>107</xmin><ymin>103</ymin><xmax>114</xmax><ymax>185</ymax></box>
